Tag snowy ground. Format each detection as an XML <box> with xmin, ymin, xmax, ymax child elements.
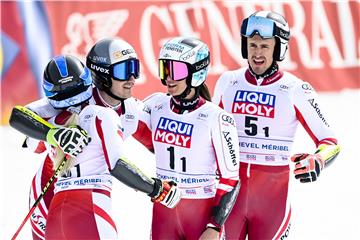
<box><xmin>1</xmin><ymin>89</ymin><xmax>359</xmax><ymax>240</ymax></box>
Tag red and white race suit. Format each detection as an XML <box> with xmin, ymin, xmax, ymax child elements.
<box><xmin>213</xmin><ymin>67</ymin><xmax>338</xmax><ymax>240</ymax></box>
<box><xmin>25</xmin><ymin>88</ymin><xmax>141</xmax><ymax>239</ymax></box>
<box><xmin>134</xmin><ymin>93</ymin><xmax>240</xmax><ymax>239</ymax></box>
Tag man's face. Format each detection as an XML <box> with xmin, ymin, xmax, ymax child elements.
<box><xmin>110</xmin><ymin>76</ymin><xmax>135</xmax><ymax>99</ymax></box>
<box><xmin>247</xmin><ymin>34</ymin><xmax>276</xmax><ymax>75</ymax></box>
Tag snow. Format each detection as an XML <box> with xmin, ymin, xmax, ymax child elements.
<box><xmin>1</xmin><ymin>89</ymin><xmax>359</xmax><ymax>240</ymax></box>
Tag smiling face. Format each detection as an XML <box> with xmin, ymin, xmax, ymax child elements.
<box><xmin>110</xmin><ymin>76</ymin><xmax>135</xmax><ymax>99</ymax></box>
<box><xmin>99</xmin><ymin>76</ymin><xmax>135</xmax><ymax>106</ymax></box>
<box><xmin>165</xmin><ymin>76</ymin><xmax>195</xmax><ymax>99</ymax></box>
<box><xmin>247</xmin><ymin>34</ymin><xmax>276</xmax><ymax>75</ymax></box>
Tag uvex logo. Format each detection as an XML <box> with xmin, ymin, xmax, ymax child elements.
<box><xmin>90</xmin><ymin>64</ymin><xmax>109</xmax><ymax>74</ymax></box>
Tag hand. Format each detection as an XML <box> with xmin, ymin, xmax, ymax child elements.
<box><xmin>291</xmin><ymin>153</ymin><xmax>325</xmax><ymax>183</ymax></box>
<box><xmin>151</xmin><ymin>179</ymin><xmax>181</xmax><ymax>208</ymax></box>
<box><xmin>46</xmin><ymin>125</ymin><xmax>91</xmax><ymax>158</ymax></box>
<box><xmin>199</xmin><ymin>227</ymin><xmax>220</xmax><ymax>240</ymax></box>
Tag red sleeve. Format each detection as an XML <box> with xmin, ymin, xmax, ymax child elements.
<box><xmin>133</xmin><ymin>120</ymin><xmax>154</xmax><ymax>153</ymax></box>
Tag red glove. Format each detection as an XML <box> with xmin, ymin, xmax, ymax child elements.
<box><xmin>151</xmin><ymin>179</ymin><xmax>181</xmax><ymax>208</ymax></box>
<box><xmin>291</xmin><ymin>153</ymin><xmax>325</xmax><ymax>183</ymax></box>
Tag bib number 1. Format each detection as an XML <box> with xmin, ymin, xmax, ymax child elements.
<box><xmin>167</xmin><ymin>146</ymin><xmax>186</xmax><ymax>172</ymax></box>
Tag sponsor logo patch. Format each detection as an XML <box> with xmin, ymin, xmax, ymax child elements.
<box><xmin>222</xmin><ymin>131</ymin><xmax>238</xmax><ymax>166</ymax></box>
<box><xmin>308</xmin><ymin>98</ymin><xmax>330</xmax><ymax>127</ymax></box>
<box><xmin>31</xmin><ymin>213</ymin><xmax>46</xmax><ymax>231</ymax></box>
<box><xmin>113</xmin><ymin>48</ymin><xmax>135</xmax><ymax>59</ymax></box>
<box><xmin>232</xmin><ymin>90</ymin><xmax>276</xmax><ymax>118</ymax></box>
<box><xmin>89</xmin><ymin>63</ymin><xmax>110</xmax><ymax>74</ymax></box>
<box><xmin>186</xmin><ymin>189</ymin><xmax>197</xmax><ymax>195</ymax></box>
<box><xmin>280</xmin><ymin>223</ymin><xmax>291</xmax><ymax>239</ymax></box>
<box><xmin>154</xmin><ymin>117</ymin><xmax>193</xmax><ymax>148</ymax></box>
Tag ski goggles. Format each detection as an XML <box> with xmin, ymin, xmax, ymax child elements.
<box><xmin>159</xmin><ymin>55</ymin><xmax>210</xmax><ymax>81</ymax></box>
<box><xmin>48</xmin><ymin>86</ymin><xmax>93</xmax><ymax>109</ymax></box>
<box><xmin>43</xmin><ymin>67</ymin><xmax>92</xmax><ymax>98</ymax></box>
<box><xmin>241</xmin><ymin>16</ymin><xmax>290</xmax><ymax>40</ymax></box>
<box><xmin>87</xmin><ymin>58</ymin><xmax>140</xmax><ymax>81</ymax></box>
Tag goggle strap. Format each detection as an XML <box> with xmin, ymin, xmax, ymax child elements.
<box><xmin>240</xmin><ymin>18</ymin><xmax>249</xmax><ymax>35</ymax></box>
<box><xmin>49</xmin><ymin>84</ymin><xmax>90</xmax><ymax>101</ymax></box>
<box><xmin>276</xmin><ymin>28</ymin><xmax>290</xmax><ymax>40</ymax></box>
<box><xmin>192</xmin><ymin>54</ymin><xmax>210</xmax><ymax>72</ymax></box>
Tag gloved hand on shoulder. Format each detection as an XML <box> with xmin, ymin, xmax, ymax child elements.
<box><xmin>46</xmin><ymin>125</ymin><xmax>91</xmax><ymax>158</ymax></box>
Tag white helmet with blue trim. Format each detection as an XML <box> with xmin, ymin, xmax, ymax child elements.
<box><xmin>158</xmin><ymin>36</ymin><xmax>210</xmax><ymax>88</ymax></box>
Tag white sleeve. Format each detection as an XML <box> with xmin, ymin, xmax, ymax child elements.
<box><xmin>25</xmin><ymin>97</ymin><xmax>59</xmax><ymax>118</ymax></box>
<box><xmin>213</xmin><ymin>72</ymin><xmax>231</xmax><ymax>106</ymax></box>
<box><xmin>95</xmin><ymin>107</ymin><xmax>127</xmax><ymax>170</ymax></box>
<box><xmin>210</xmin><ymin>110</ymin><xmax>240</xmax><ymax>179</ymax></box>
<box><xmin>139</xmin><ymin>92</ymin><xmax>164</xmax><ymax>130</ymax></box>
<box><xmin>22</xmin><ymin>98</ymin><xmax>59</xmax><ymax>152</ymax></box>
<box><xmin>292</xmin><ymin>81</ymin><xmax>337</xmax><ymax>145</ymax></box>
<box><xmin>121</xmin><ymin>97</ymin><xmax>140</xmax><ymax>138</ymax></box>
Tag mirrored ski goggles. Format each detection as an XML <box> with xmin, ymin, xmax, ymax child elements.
<box><xmin>159</xmin><ymin>55</ymin><xmax>210</xmax><ymax>81</ymax></box>
<box><xmin>241</xmin><ymin>16</ymin><xmax>289</xmax><ymax>40</ymax></box>
<box><xmin>159</xmin><ymin>59</ymin><xmax>189</xmax><ymax>81</ymax></box>
<box><xmin>111</xmin><ymin>58</ymin><xmax>140</xmax><ymax>80</ymax></box>
<box><xmin>87</xmin><ymin>58</ymin><xmax>140</xmax><ymax>81</ymax></box>
<box><xmin>43</xmin><ymin>67</ymin><xmax>92</xmax><ymax>98</ymax></box>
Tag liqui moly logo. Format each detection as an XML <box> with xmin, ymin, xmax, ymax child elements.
<box><xmin>232</xmin><ymin>90</ymin><xmax>276</xmax><ymax>118</ymax></box>
<box><xmin>154</xmin><ymin>117</ymin><xmax>193</xmax><ymax>148</ymax></box>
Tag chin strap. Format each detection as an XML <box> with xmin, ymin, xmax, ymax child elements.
<box><xmin>171</xmin><ymin>87</ymin><xmax>200</xmax><ymax>113</ymax></box>
<box><xmin>249</xmin><ymin>61</ymin><xmax>278</xmax><ymax>80</ymax></box>
<box><xmin>174</xmin><ymin>85</ymin><xmax>192</xmax><ymax>100</ymax></box>
<box><xmin>104</xmin><ymin>88</ymin><xmax>126</xmax><ymax>114</ymax></box>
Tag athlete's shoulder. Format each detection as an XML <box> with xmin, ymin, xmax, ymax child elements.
<box><xmin>282</xmin><ymin>71</ymin><xmax>317</xmax><ymax>94</ymax></box>
<box><xmin>80</xmin><ymin>104</ymin><xmax>118</xmax><ymax>119</ymax></box>
<box><xmin>143</xmin><ymin>92</ymin><xmax>169</xmax><ymax>107</ymax></box>
<box><xmin>124</xmin><ymin>96</ymin><xmax>139</xmax><ymax>104</ymax></box>
<box><xmin>143</xmin><ymin>92</ymin><xmax>167</xmax><ymax>101</ymax></box>
<box><xmin>214</xmin><ymin>68</ymin><xmax>246</xmax><ymax>104</ymax></box>
<box><xmin>281</xmin><ymin>71</ymin><xmax>304</xmax><ymax>85</ymax></box>
<box><xmin>203</xmin><ymin>101</ymin><xmax>237</xmax><ymax>127</ymax></box>
<box><xmin>123</xmin><ymin>96</ymin><xmax>142</xmax><ymax>109</ymax></box>
<box><xmin>218</xmin><ymin>67</ymin><xmax>247</xmax><ymax>83</ymax></box>
<box><xmin>203</xmin><ymin>101</ymin><xmax>232</xmax><ymax>117</ymax></box>
<box><xmin>25</xmin><ymin>97</ymin><xmax>60</xmax><ymax>118</ymax></box>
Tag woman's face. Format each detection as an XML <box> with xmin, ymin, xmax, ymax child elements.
<box><xmin>165</xmin><ymin>76</ymin><xmax>188</xmax><ymax>97</ymax></box>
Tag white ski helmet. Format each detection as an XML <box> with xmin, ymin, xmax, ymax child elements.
<box><xmin>241</xmin><ymin>11</ymin><xmax>290</xmax><ymax>61</ymax></box>
<box><xmin>158</xmin><ymin>36</ymin><xmax>210</xmax><ymax>87</ymax></box>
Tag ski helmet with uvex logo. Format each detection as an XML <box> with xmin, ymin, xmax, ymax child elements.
<box><xmin>86</xmin><ymin>38</ymin><xmax>139</xmax><ymax>93</ymax></box>
<box><xmin>159</xmin><ymin>36</ymin><xmax>210</xmax><ymax>87</ymax></box>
